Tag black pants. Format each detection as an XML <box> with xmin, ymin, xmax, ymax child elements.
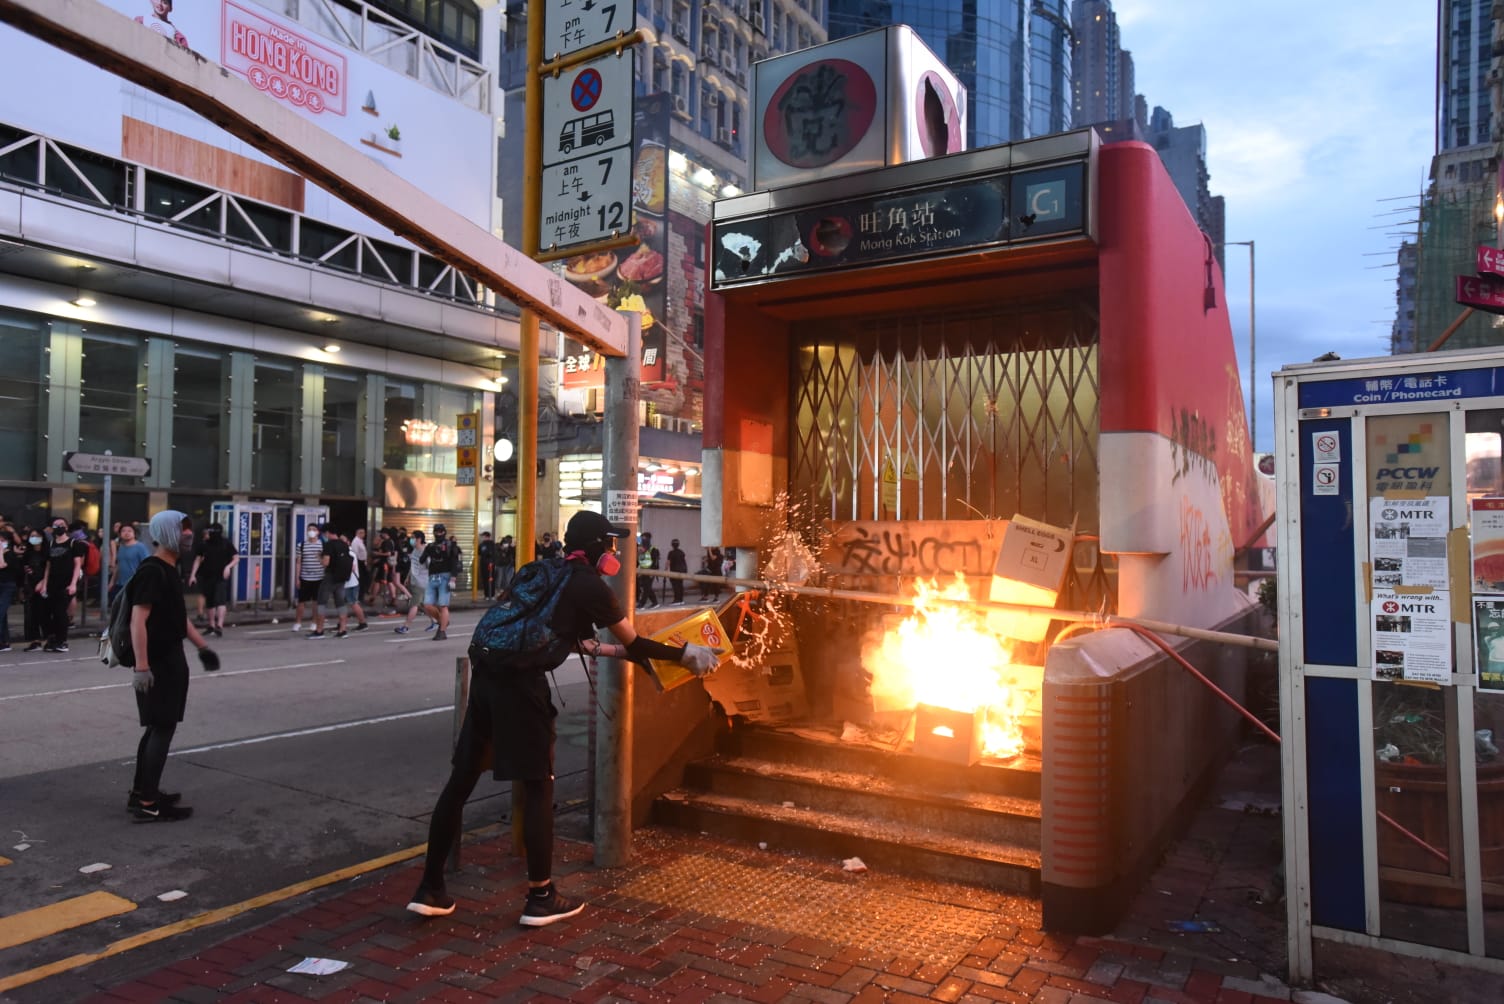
<box><xmin>132</xmin><ymin>723</ymin><xmax>178</xmax><ymax>797</ymax></box>
<box><xmin>480</xmin><ymin>561</ymin><xmax>496</xmax><ymax>598</ymax></box>
<box><xmin>41</xmin><ymin>588</ymin><xmax>70</xmax><ymax>646</ymax></box>
<box><xmin>670</xmin><ymin>575</ymin><xmax>684</xmax><ymax>603</ymax></box>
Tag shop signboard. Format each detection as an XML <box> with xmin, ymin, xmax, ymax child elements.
<box><xmin>711</xmin><ymin>159</ymin><xmax>1087</xmax><ymax>287</ymax></box>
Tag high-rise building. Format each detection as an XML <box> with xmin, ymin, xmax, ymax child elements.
<box><xmin>1407</xmin><ymin>0</ymin><xmax>1501</xmax><ymax>352</ymax></box>
<box><xmin>825</xmin><ymin>0</ymin><xmax>1072</xmax><ymax>147</ymax></box>
<box><xmin>1392</xmin><ymin>241</ymin><xmax>1420</xmax><ymax>354</ymax></box>
<box><xmin>1144</xmin><ymin>107</ymin><xmax>1225</xmax><ymax>267</ymax></box>
<box><xmin>1071</xmin><ymin>0</ymin><xmax>1135</xmax><ymax>128</ymax></box>
<box><xmin>1438</xmin><ymin>0</ymin><xmax>1494</xmax><ymax>151</ymax></box>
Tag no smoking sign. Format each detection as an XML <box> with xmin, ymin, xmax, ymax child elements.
<box><xmin>1313</xmin><ymin>462</ymin><xmax>1340</xmax><ymax>496</ymax></box>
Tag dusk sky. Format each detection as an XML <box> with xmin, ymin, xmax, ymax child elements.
<box><xmin>1114</xmin><ymin>1</ymin><xmax>1436</xmax><ymax>452</ymax></box>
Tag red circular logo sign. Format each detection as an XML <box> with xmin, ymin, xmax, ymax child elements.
<box><xmin>763</xmin><ymin>59</ymin><xmax>877</xmax><ymax>169</ymax></box>
<box><xmin>914</xmin><ymin>71</ymin><xmax>962</xmax><ymax>157</ymax></box>
<box><xmin>1383</xmin><ymin>601</ymin><xmax>1399</xmax><ymax>614</ymax></box>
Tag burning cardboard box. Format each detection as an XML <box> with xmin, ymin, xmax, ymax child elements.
<box><xmin>986</xmin><ymin>515</ymin><xmax>1075</xmax><ymax>643</ymax></box>
<box><xmin>913</xmin><ymin>704</ymin><xmax>984</xmax><ymax>766</ymax></box>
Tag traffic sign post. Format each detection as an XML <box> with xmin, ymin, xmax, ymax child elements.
<box><xmin>1456</xmin><ymin>274</ymin><xmax>1504</xmax><ymax>314</ymax></box>
<box><xmin>63</xmin><ymin>451</ymin><xmax>149</xmax><ymax>622</ymax></box>
<box><xmin>545</xmin><ymin>0</ymin><xmax>633</xmax><ymax>59</ymax></box>
<box><xmin>540</xmin><ymin>53</ymin><xmax>634</xmax><ymax>253</ymax></box>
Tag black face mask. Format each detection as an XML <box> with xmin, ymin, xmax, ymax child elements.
<box><xmin>52</xmin><ymin>527</ymin><xmax>68</xmax><ymax>537</ymax></box>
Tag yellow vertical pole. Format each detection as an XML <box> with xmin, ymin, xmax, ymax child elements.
<box><xmin>511</xmin><ymin>0</ymin><xmax>547</xmax><ymax>859</ymax></box>
<box><xmin>517</xmin><ymin>2</ymin><xmax>544</xmax><ymax>567</ymax></box>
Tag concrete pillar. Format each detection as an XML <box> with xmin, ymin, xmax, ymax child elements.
<box><xmin>225</xmin><ymin>351</ymin><xmax>256</xmax><ymax>491</ymax></box>
<box><xmin>43</xmin><ymin>324</ymin><xmax>82</xmax><ymax>486</ymax></box>
<box><xmin>299</xmin><ymin>363</ymin><xmax>324</xmax><ymax>495</ymax></box>
<box><xmin>140</xmin><ymin>337</ymin><xmax>174</xmax><ymax>489</ymax></box>
<box><xmin>357</xmin><ymin>373</ymin><xmax>385</xmax><ymax>500</ymax></box>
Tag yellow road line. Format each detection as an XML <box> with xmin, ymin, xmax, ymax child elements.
<box><xmin>0</xmin><ymin>841</ymin><xmax>434</xmax><ymax>994</ymax></box>
<box><xmin>0</xmin><ymin>892</ymin><xmax>136</xmax><ymax>952</ymax></box>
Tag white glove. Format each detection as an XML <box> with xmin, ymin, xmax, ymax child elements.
<box><xmin>132</xmin><ymin>668</ymin><xmax>154</xmax><ymax>693</ymax></box>
<box><xmin>679</xmin><ymin>643</ymin><xmax>721</xmax><ymax>676</ymax></box>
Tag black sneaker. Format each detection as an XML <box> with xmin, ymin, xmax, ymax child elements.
<box><xmin>210</xmin><ymin>627</ymin><xmax>223</xmax><ymax>637</ymax></box>
<box><xmin>131</xmin><ymin>801</ymin><xmax>193</xmax><ymax>822</ymax></box>
<box><xmin>519</xmin><ymin>888</ymin><xmax>585</xmax><ymax>927</ymax></box>
<box><xmin>405</xmin><ymin>883</ymin><xmax>455</xmax><ymax>917</ymax></box>
<box><xmin>433</xmin><ymin>630</ymin><xmax>447</xmax><ymax>641</ymax></box>
<box><xmin>44</xmin><ymin>643</ymin><xmax>69</xmax><ymax>653</ymax></box>
<box><xmin>354</xmin><ymin>622</ymin><xmax>369</xmax><ymax>631</ymax></box>
<box><xmin>308</xmin><ymin>630</ymin><xmax>326</xmax><ymax>639</ymax></box>
<box><xmin>126</xmin><ymin>790</ymin><xmax>181</xmax><ymax>811</ymax></box>
<box><xmin>25</xmin><ymin>642</ymin><xmax>42</xmax><ymax>652</ymax></box>
<box><xmin>335</xmin><ymin>630</ymin><xmax>348</xmax><ymax>639</ymax></box>
<box><xmin>0</xmin><ymin>644</ymin><xmax>10</xmax><ymax>652</ymax></box>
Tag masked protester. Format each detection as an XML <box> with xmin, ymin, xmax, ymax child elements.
<box><xmin>36</xmin><ymin>518</ymin><xmax>86</xmax><ymax>652</ymax></box>
<box><xmin>126</xmin><ymin>510</ymin><xmax>220</xmax><ymax>821</ymax></box>
<box><xmin>406</xmin><ymin>509</ymin><xmax>720</xmax><ymax>925</ymax></box>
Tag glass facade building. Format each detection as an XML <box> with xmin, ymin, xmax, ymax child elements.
<box><xmin>825</xmin><ymin>0</ymin><xmax>1072</xmax><ymax>147</ymax></box>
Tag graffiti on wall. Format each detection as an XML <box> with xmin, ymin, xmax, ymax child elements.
<box><xmin>1180</xmin><ymin>496</ymin><xmax>1219</xmax><ymax>593</ymax></box>
<box><xmin>1170</xmin><ymin>407</ymin><xmax>1218</xmax><ymax>485</ymax></box>
<box><xmin>824</xmin><ymin>521</ymin><xmax>995</xmax><ymax>578</ymax></box>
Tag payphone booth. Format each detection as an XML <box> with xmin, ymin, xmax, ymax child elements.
<box><xmin>209</xmin><ymin>502</ymin><xmax>327</xmax><ymax>606</ymax></box>
<box><xmin>1275</xmin><ymin>349</ymin><xmax>1504</xmax><ymax>981</ymax></box>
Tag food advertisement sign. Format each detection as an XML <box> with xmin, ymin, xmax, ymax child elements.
<box><xmin>561</xmin><ymin>93</ymin><xmax>670</xmax><ymax>388</ymax></box>
<box><xmin>1471</xmin><ymin>498</ymin><xmax>1504</xmax><ymax>593</ymax></box>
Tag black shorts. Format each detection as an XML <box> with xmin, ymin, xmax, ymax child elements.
<box><xmin>201</xmin><ymin>577</ymin><xmax>228</xmax><ymax>607</ymax></box>
<box><xmin>297</xmin><ymin>579</ymin><xmax>321</xmax><ymax>603</ymax></box>
<box><xmin>372</xmin><ymin>563</ymin><xmax>391</xmax><ymax>584</ymax></box>
<box><xmin>453</xmin><ymin>666</ymin><xmax>556</xmax><ymax>781</ymax></box>
<box><xmin>136</xmin><ymin>650</ymin><xmax>189</xmax><ymax>727</ymax></box>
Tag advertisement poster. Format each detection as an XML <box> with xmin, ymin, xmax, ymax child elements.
<box><xmin>1474</xmin><ymin>598</ymin><xmax>1504</xmax><ymax>691</ymax></box>
<box><xmin>1471</xmin><ymin>498</ymin><xmax>1504</xmax><ymax>592</ymax></box>
<box><xmin>1368</xmin><ymin>496</ymin><xmax>1450</xmax><ymax>590</ymax></box>
<box><xmin>1372</xmin><ymin>590</ymin><xmax>1452</xmax><ymax>684</ymax></box>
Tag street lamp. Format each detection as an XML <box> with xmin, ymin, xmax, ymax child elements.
<box><xmin>1220</xmin><ymin>240</ymin><xmax>1256</xmax><ymax>452</ymax></box>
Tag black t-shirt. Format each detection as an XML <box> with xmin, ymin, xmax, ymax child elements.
<box><xmin>131</xmin><ymin>556</ymin><xmax>187</xmax><ymax>664</ymax></box>
<box><xmin>45</xmin><ymin>536</ymin><xmax>87</xmax><ymax>589</ymax></box>
<box><xmin>0</xmin><ymin>544</ymin><xmax>24</xmax><ymax>586</ymax></box>
<box><xmin>667</xmin><ymin>547</ymin><xmax>687</xmax><ymax>572</ymax></box>
<box><xmin>549</xmin><ymin>562</ymin><xmax>626</xmax><ymax>642</ymax></box>
<box><xmin>322</xmin><ymin>538</ymin><xmax>354</xmax><ymax>583</ymax></box>
<box><xmin>478</xmin><ymin>540</ymin><xmax>497</xmax><ymax>563</ymax></box>
<box><xmin>197</xmin><ymin>535</ymin><xmax>237</xmax><ymax>578</ymax></box>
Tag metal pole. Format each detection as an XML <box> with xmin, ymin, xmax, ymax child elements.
<box><xmin>516</xmin><ymin>2</ymin><xmax>544</xmax><ymax>567</ymax></box>
<box><xmin>99</xmin><ymin>451</ymin><xmax>112</xmax><ymax>623</ymax></box>
<box><xmin>596</xmin><ymin>310</ymin><xmax>642</xmax><ymax>868</ymax></box>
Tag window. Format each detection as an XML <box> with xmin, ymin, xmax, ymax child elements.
<box><xmin>173</xmin><ymin>346</ymin><xmax>227</xmax><ymax>490</ymax></box>
<box><xmin>0</xmin><ymin>311</ymin><xmax>46</xmax><ymax>481</ymax></box>
<box><xmin>253</xmin><ymin>361</ymin><xmax>300</xmax><ymax>492</ymax></box>
<box><xmin>78</xmin><ymin>330</ymin><xmax>140</xmax><ymax>461</ymax></box>
<box><xmin>322</xmin><ymin>370</ymin><xmax>361</xmax><ymax>495</ymax></box>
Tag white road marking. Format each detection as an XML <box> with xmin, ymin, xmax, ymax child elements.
<box><xmin>78</xmin><ymin>863</ymin><xmax>111</xmax><ymax>874</ymax></box>
<box><xmin>0</xmin><ymin>660</ymin><xmax>347</xmax><ymax>702</ymax></box>
<box><xmin>168</xmin><ymin>706</ymin><xmax>449</xmax><ymax>756</ymax></box>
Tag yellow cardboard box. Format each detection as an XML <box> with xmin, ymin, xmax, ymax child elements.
<box><xmin>645</xmin><ymin>607</ymin><xmax>734</xmax><ymax>692</ymax></box>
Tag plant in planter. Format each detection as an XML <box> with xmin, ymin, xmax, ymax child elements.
<box><xmin>383</xmin><ymin>124</ymin><xmax>401</xmax><ymax>155</ymax></box>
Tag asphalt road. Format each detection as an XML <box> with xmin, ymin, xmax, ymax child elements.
<box><xmin>0</xmin><ymin>607</ymin><xmax>599</xmax><ymax>999</ymax></box>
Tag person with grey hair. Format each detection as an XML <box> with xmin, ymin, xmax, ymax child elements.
<box><xmin>127</xmin><ymin>510</ymin><xmax>220</xmax><ymax>821</ymax></box>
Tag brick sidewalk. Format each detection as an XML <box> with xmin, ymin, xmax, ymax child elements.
<box><xmin>54</xmin><ymin>744</ymin><xmax>1503</xmax><ymax>1003</ymax></box>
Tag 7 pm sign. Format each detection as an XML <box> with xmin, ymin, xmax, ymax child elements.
<box><xmin>540</xmin><ymin>147</ymin><xmax>630</xmax><ymax>251</ymax></box>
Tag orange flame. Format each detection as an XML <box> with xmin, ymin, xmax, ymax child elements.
<box><xmin>865</xmin><ymin>574</ymin><xmax>1026</xmax><ymax>760</ymax></box>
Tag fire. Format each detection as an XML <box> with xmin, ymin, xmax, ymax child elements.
<box><xmin>865</xmin><ymin>574</ymin><xmax>1026</xmax><ymax>760</ymax></box>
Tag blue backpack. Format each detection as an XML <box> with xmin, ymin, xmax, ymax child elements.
<box><xmin>468</xmin><ymin>557</ymin><xmax>580</xmax><ymax>672</ymax></box>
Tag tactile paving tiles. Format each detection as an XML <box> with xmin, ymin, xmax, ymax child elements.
<box><xmin>618</xmin><ymin>853</ymin><xmax>995</xmax><ymax>963</ymax></box>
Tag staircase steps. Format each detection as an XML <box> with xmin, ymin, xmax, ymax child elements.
<box><xmin>652</xmin><ymin>726</ymin><xmax>1043</xmax><ymax>893</ymax></box>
